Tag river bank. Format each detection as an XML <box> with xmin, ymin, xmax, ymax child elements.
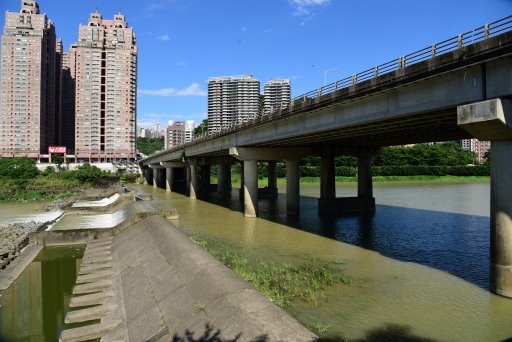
<box><xmin>221</xmin><ymin>175</ymin><xmax>490</xmax><ymax>186</ymax></box>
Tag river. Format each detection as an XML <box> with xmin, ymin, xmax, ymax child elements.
<box><xmin>2</xmin><ymin>181</ymin><xmax>512</xmax><ymax>341</ymax></box>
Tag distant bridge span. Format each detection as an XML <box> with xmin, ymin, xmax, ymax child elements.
<box><xmin>141</xmin><ymin>16</ymin><xmax>512</xmax><ymax>298</ymax></box>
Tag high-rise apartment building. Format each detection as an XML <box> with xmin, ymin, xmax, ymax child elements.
<box><xmin>184</xmin><ymin>120</ymin><xmax>195</xmax><ymax>143</ymax></box>
<box><xmin>264</xmin><ymin>79</ymin><xmax>291</xmax><ymax>114</ymax></box>
<box><xmin>0</xmin><ymin>0</ymin><xmax>60</xmax><ymax>158</ymax></box>
<box><xmin>61</xmin><ymin>49</ymin><xmax>77</xmax><ymax>151</ymax></box>
<box><xmin>70</xmin><ymin>11</ymin><xmax>137</xmax><ymax>162</ymax></box>
<box><xmin>461</xmin><ymin>138</ymin><xmax>491</xmax><ymax>164</ymax></box>
<box><xmin>207</xmin><ymin>75</ymin><xmax>260</xmax><ymax>132</ymax></box>
<box><xmin>165</xmin><ymin>121</ymin><xmax>185</xmax><ymax>149</ymax></box>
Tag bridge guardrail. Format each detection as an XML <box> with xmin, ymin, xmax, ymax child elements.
<box><xmin>143</xmin><ymin>15</ymin><xmax>512</xmax><ymax>163</ymax></box>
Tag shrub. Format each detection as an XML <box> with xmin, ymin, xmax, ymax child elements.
<box><xmin>0</xmin><ymin>158</ymin><xmax>39</xmax><ymax>179</ymax></box>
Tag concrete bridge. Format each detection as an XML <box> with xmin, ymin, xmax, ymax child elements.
<box><xmin>140</xmin><ymin>16</ymin><xmax>512</xmax><ymax>297</ymax></box>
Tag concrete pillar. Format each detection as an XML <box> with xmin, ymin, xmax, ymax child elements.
<box><xmin>286</xmin><ymin>159</ymin><xmax>300</xmax><ymax>215</ymax></box>
<box><xmin>239</xmin><ymin>161</ymin><xmax>245</xmax><ymax>202</ymax></box>
<box><xmin>243</xmin><ymin>160</ymin><xmax>258</xmax><ymax>218</ymax></box>
<box><xmin>457</xmin><ymin>98</ymin><xmax>512</xmax><ymax>297</ymax></box>
<box><xmin>268</xmin><ymin>161</ymin><xmax>277</xmax><ymax>190</ymax></box>
<box><xmin>491</xmin><ymin>141</ymin><xmax>512</xmax><ymax>297</ymax></box>
<box><xmin>152</xmin><ymin>168</ymin><xmax>158</xmax><ymax>188</ymax></box>
<box><xmin>358</xmin><ymin>155</ymin><xmax>373</xmax><ymax>199</ymax></box>
<box><xmin>189</xmin><ymin>164</ymin><xmax>198</xmax><ymax>200</ymax></box>
<box><xmin>320</xmin><ymin>149</ymin><xmax>335</xmax><ymax>200</ymax></box>
<box><xmin>165</xmin><ymin>168</ymin><xmax>173</xmax><ymax>192</ymax></box>
<box><xmin>201</xmin><ymin>165</ymin><xmax>211</xmax><ymax>192</ymax></box>
<box><xmin>218</xmin><ymin>163</ymin><xmax>231</xmax><ymax>198</ymax></box>
<box><xmin>185</xmin><ymin>166</ymin><xmax>191</xmax><ymax>195</ymax></box>
<box><xmin>142</xmin><ymin>167</ymin><xmax>152</xmax><ymax>185</ymax></box>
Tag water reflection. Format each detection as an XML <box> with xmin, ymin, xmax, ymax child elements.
<box><xmin>0</xmin><ymin>246</ymin><xmax>83</xmax><ymax>341</ymax></box>
<box><xmin>137</xmin><ymin>183</ymin><xmax>512</xmax><ymax>341</ymax></box>
<box><xmin>187</xmin><ymin>183</ymin><xmax>491</xmax><ymax>289</ymax></box>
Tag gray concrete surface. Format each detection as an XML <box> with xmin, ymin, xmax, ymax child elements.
<box><xmin>105</xmin><ymin>215</ymin><xmax>317</xmax><ymax>341</ymax></box>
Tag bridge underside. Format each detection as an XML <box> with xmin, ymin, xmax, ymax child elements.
<box><xmin>251</xmin><ymin>108</ymin><xmax>470</xmax><ymax>148</ymax></box>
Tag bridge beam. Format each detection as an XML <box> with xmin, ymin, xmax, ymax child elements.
<box><xmin>230</xmin><ymin>147</ymin><xmax>312</xmax><ymax>161</ymax></box>
<box><xmin>458</xmin><ymin>98</ymin><xmax>512</xmax><ymax>298</ymax></box>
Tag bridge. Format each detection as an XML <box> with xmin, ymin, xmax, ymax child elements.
<box><xmin>140</xmin><ymin>16</ymin><xmax>512</xmax><ymax>298</ymax></box>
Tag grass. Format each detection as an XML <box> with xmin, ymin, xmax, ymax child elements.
<box><xmin>218</xmin><ymin>175</ymin><xmax>489</xmax><ymax>187</ymax></box>
<box><xmin>192</xmin><ymin>237</ymin><xmax>351</xmax><ymax>308</ymax></box>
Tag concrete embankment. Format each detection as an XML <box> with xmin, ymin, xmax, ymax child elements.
<box><xmin>61</xmin><ymin>215</ymin><xmax>317</xmax><ymax>341</ymax></box>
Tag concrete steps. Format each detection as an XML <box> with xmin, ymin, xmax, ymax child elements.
<box><xmin>61</xmin><ymin>238</ymin><xmax>126</xmax><ymax>341</ymax></box>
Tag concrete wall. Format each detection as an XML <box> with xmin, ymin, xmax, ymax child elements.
<box><xmin>112</xmin><ymin>215</ymin><xmax>317</xmax><ymax>341</ymax></box>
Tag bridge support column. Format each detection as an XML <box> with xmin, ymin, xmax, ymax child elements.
<box><xmin>458</xmin><ymin>98</ymin><xmax>512</xmax><ymax>297</ymax></box>
<box><xmin>268</xmin><ymin>161</ymin><xmax>278</xmax><ymax>191</ymax></box>
<box><xmin>243</xmin><ymin>160</ymin><xmax>258</xmax><ymax>218</ymax></box>
<box><xmin>286</xmin><ymin>159</ymin><xmax>300</xmax><ymax>215</ymax></box>
<box><xmin>142</xmin><ymin>167</ymin><xmax>152</xmax><ymax>185</ymax></box>
<box><xmin>152</xmin><ymin>168</ymin><xmax>158</xmax><ymax>188</ymax></box>
<box><xmin>358</xmin><ymin>154</ymin><xmax>376</xmax><ymax>210</ymax></box>
<box><xmin>165</xmin><ymin>168</ymin><xmax>173</xmax><ymax>192</ymax></box>
<box><xmin>218</xmin><ymin>163</ymin><xmax>232</xmax><ymax>198</ymax></box>
<box><xmin>319</xmin><ymin>148</ymin><xmax>376</xmax><ymax>214</ymax></box>
<box><xmin>200</xmin><ymin>165</ymin><xmax>211</xmax><ymax>195</ymax></box>
<box><xmin>189</xmin><ymin>164</ymin><xmax>198</xmax><ymax>200</ymax></box>
<box><xmin>239</xmin><ymin>161</ymin><xmax>245</xmax><ymax>202</ymax></box>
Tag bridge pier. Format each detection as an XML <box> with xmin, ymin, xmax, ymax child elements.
<box><xmin>458</xmin><ymin>98</ymin><xmax>512</xmax><ymax>298</ymax></box>
<box><xmin>142</xmin><ymin>167</ymin><xmax>153</xmax><ymax>186</ymax></box>
<box><xmin>165</xmin><ymin>168</ymin><xmax>173</xmax><ymax>191</ymax></box>
<box><xmin>286</xmin><ymin>159</ymin><xmax>300</xmax><ymax>215</ymax></box>
<box><xmin>243</xmin><ymin>160</ymin><xmax>258</xmax><ymax>218</ymax></box>
<box><xmin>189</xmin><ymin>164</ymin><xmax>198</xmax><ymax>200</ymax></box>
<box><xmin>230</xmin><ymin>147</ymin><xmax>311</xmax><ymax>217</ymax></box>
<box><xmin>217</xmin><ymin>162</ymin><xmax>232</xmax><ymax>198</ymax></box>
<box><xmin>319</xmin><ymin>148</ymin><xmax>376</xmax><ymax>214</ymax></box>
<box><xmin>268</xmin><ymin>161</ymin><xmax>277</xmax><ymax>191</ymax></box>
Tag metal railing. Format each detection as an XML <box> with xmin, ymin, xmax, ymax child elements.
<box><xmin>146</xmin><ymin>15</ymin><xmax>512</xmax><ymax>161</ymax></box>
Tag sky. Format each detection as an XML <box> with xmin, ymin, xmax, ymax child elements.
<box><xmin>1</xmin><ymin>0</ymin><xmax>511</xmax><ymax>129</ymax></box>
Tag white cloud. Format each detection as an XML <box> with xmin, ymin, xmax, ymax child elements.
<box><xmin>138</xmin><ymin>83</ymin><xmax>207</xmax><ymax>97</ymax></box>
<box><xmin>175</xmin><ymin>61</ymin><xmax>187</xmax><ymax>66</ymax></box>
<box><xmin>156</xmin><ymin>34</ymin><xmax>171</xmax><ymax>41</ymax></box>
<box><xmin>288</xmin><ymin>0</ymin><xmax>330</xmax><ymax>16</ymax></box>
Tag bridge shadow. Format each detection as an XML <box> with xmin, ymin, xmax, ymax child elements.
<box><xmin>196</xmin><ymin>188</ymin><xmax>490</xmax><ymax>290</ymax></box>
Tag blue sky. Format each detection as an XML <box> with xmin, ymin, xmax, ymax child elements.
<box><xmin>1</xmin><ymin>0</ymin><xmax>510</xmax><ymax>128</ymax></box>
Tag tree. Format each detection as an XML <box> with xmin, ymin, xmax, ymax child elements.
<box><xmin>136</xmin><ymin>137</ymin><xmax>164</xmax><ymax>156</ymax></box>
<box><xmin>484</xmin><ymin>150</ymin><xmax>491</xmax><ymax>165</ymax></box>
<box><xmin>52</xmin><ymin>154</ymin><xmax>64</xmax><ymax>170</ymax></box>
<box><xmin>193</xmin><ymin>119</ymin><xmax>208</xmax><ymax>137</ymax></box>
<box><xmin>0</xmin><ymin>158</ymin><xmax>39</xmax><ymax>179</ymax></box>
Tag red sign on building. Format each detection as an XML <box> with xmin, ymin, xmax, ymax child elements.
<box><xmin>49</xmin><ymin>146</ymin><xmax>67</xmax><ymax>154</ymax></box>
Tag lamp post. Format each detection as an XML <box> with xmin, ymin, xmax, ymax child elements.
<box><xmin>312</xmin><ymin>65</ymin><xmax>340</xmax><ymax>86</ymax></box>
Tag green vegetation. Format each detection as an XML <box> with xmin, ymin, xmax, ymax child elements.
<box><xmin>0</xmin><ymin>158</ymin><xmax>118</xmax><ymax>202</ymax></box>
<box><xmin>193</xmin><ymin>237</ymin><xmax>351</xmax><ymax>308</ymax></box>
<box><xmin>193</xmin><ymin>119</ymin><xmax>208</xmax><ymax>137</ymax></box>
<box><xmin>136</xmin><ymin>137</ymin><xmax>164</xmax><ymax>155</ymax></box>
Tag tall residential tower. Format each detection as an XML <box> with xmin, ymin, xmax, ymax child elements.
<box><xmin>264</xmin><ymin>79</ymin><xmax>291</xmax><ymax>114</ymax></box>
<box><xmin>70</xmin><ymin>11</ymin><xmax>137</xmax><ymax>162</ymax></box>
<box><xmin>207</xmin><ymin>75</ymin><xmax>260</xmax><ymax>132</ymax></box>
<box><xmin>0</xmin><ymin>0</ymin><xmax>60</xmax><ymax>158</ymax></box>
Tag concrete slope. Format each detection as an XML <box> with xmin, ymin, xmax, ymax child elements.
<box><xmin>109</xmin><ymin>215</ymin><xmax>317</xmax><ymax>342</ymax></box>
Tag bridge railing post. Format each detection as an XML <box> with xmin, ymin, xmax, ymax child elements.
<box><xmin>457</xmin><ymin>34</ymin><xmax>463</xmax><ymax>48</ymax></box>
<box><xmin>351</xmin><ymin>75</ymin><xmax>357</xmax><ymax>85</ymax></box>
<box><xmin>484</xmin><ymin>24</ymin><xmax>490</xmax><ymax>39</ymax></box>
<box><xmin>431</xmin><ymin>44</ymin><xmax>436</xmax><ymax>57</ymax></box>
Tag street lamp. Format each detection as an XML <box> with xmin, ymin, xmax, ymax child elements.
<box><xmin>312</xmin><ymin>65</ymin><xmax>340</xmax><ymax>86</ymax></box>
